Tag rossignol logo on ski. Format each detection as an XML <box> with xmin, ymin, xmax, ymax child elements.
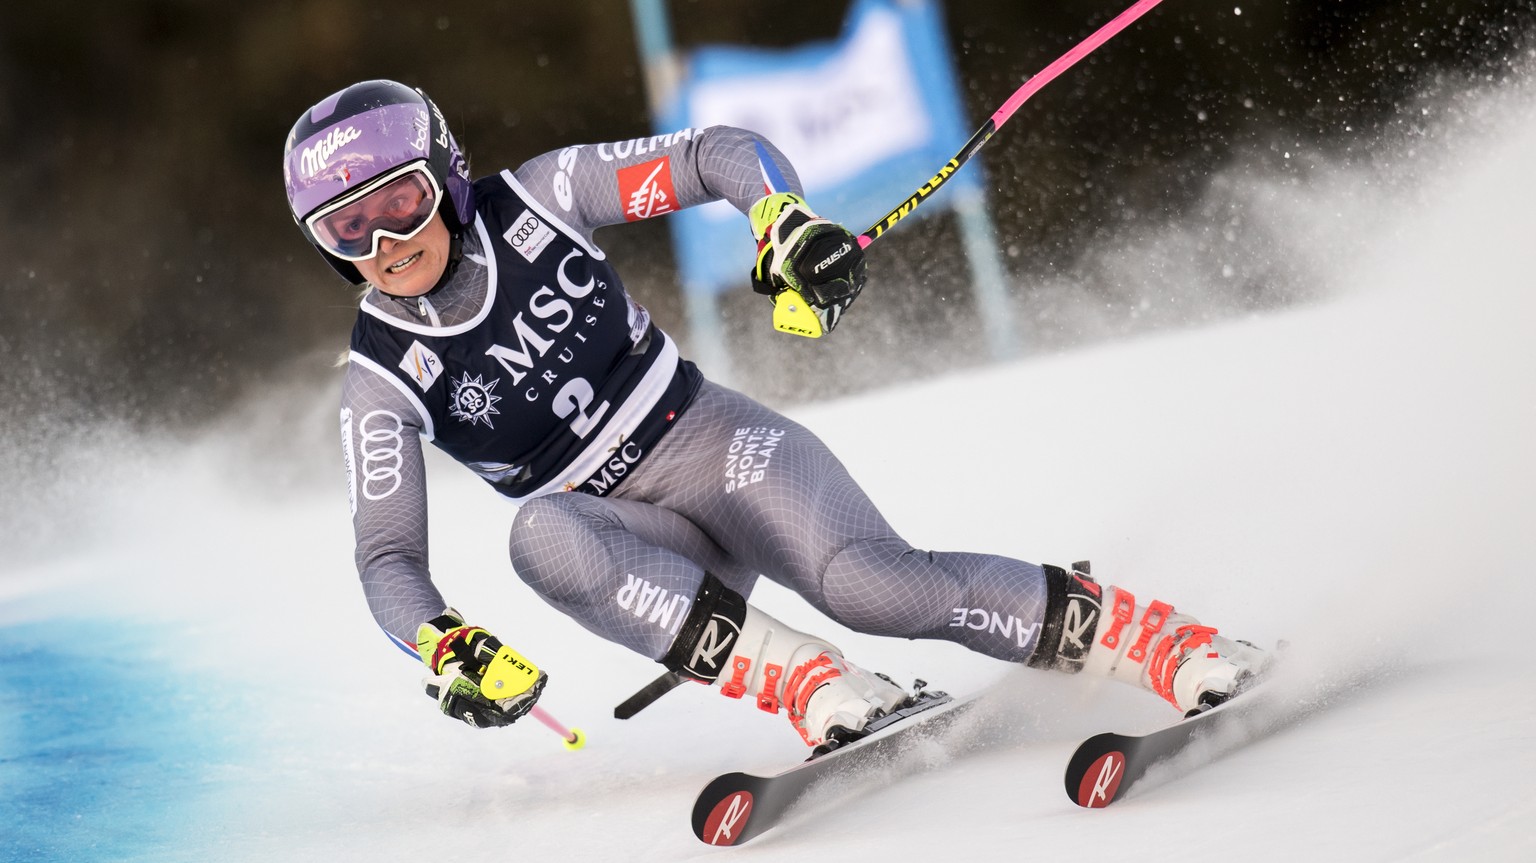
<box><xmin>1077</xmin><ymin>751</ymin><xmax>1125</xmax><ymax>808</ymax></box>
<box><xmin>703</xmin><ymin>791</ymin><xmax>754</xmax><ymax>846</ymax></box>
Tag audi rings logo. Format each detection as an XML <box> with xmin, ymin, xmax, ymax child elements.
<box><xmin>505</xmin><ymin>208</ymin><xmax>555</xmax><ymax>263</ymax></box>
<box><xmin>360</xmin><ymin>410</ymin><xmax>405</xmax><ymax>501</ymax></box>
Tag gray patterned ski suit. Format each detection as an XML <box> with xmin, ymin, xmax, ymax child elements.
<box><xmin>338</xmin><ymin>126</ymin><xmax>1050</xmax><ymax>667</ymax></box>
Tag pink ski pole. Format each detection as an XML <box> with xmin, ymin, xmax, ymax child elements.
<box><xmin>859</xmin><ymin>0</ymin><xmax>1166</xmax><ymax>247</ymax></box>
<box><xmin>530</xmin><ymin>705</ymin><xmax>586</xmax><ymax>750</ymax></box>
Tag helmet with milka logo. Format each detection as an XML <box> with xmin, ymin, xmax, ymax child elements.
<box><xmin>283</xmin><ymin>79</ymin><xmax>474</xmax><ymax>284</ymax></box>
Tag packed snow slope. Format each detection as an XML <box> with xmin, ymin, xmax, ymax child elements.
<box><xmin>5</xmin><ymin>78</ymin><xmax>1536</xmax><ymax>863</ymax></box>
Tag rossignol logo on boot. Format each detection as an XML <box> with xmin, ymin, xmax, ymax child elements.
<box><xmin>616</xmin><ymin>574</ymin><xmax>690</xmax><ymax>636</ymax></box>
<box><xmin>1059</xmin><ymin>594</ymin><xmax>1101</xmax><ymax>662</ymax></box>
<box><xmin>724</xmin><ymin>427</ymin><xmax>784</xmax><ymax>493</ymax></box>
<box><xmin>686</xmin><ymin>615</ymin><xmax>742</xmax><ymax>679</ymax></box>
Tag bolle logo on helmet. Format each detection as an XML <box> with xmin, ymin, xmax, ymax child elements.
<box><xmin>430</xmin><ymin>99</ymin><xmax>450</xmax><ymax>150</ymax></box>
<box><xmin>411</xmin><ymin>109</ymin><xmax>430</xmax><ymax>154</ymax></box>
<box><xmin>300</xmin><ymin>126</ymin><xmax>362</xmax><ymax>178</ymax></box>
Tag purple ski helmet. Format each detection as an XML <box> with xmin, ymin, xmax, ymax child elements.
<box><xmin>283</xmin><ymin>80</ymin><xmax>474</xmax><ymax>284</ymax></box>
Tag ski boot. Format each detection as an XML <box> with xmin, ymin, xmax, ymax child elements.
<box><xmin>663</xmin><ymin>576</ymin><xmax>915</xmax><ymax>748</ymax></box>
<box><xmin>1027</xmin><ymin>562</ymin><xmax>1269</xmax><ymax>716</ymax></box>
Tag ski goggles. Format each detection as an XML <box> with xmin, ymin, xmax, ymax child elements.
<box><xmin>304</xmin><ymin>161</ymin><xmax>443</xmax><ymax>261</ymax></box>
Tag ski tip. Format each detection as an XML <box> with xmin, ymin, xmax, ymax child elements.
<box><xmin>696</xmin><ymin>788</ymin><xmax>756</xmax><ymax>846</ymax></box>
<box><xmin>1070</xmin><ymin>748</ymin><xmax>1128</xmax><ymax>808</ymax></box>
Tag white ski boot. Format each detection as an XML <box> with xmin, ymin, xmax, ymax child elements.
<box><xmin>1031</xmin><ymin>563</ymin><xmax>1268</xmax><ymax>715</ymax></box>
<box><xmin>717</xmin><ymin>605</ymin><xmax>912</xmax><ymax>747</ymax></box>
<box><xmin>660</xmin><ymin>575</ymin><xmax>914</xmax><ymax>747</ymax></box>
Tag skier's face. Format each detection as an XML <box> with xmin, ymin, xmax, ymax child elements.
<box><xmin>354</xmin><ymin>215</ymin><xmax>451</xmax><ymax>297</ymax></box>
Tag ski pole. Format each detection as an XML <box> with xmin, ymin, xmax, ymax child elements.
<box><xmin>858</xmin><ymin>0</ymin><xmax>1166</xmax><ymax>248</ymax></box>
<box><xmin>530</xmin><ymin>704</ymin><xmax>587</xmax><ymax>750</ymax></box>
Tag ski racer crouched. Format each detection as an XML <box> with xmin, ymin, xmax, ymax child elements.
<box><xmin>281</xmin><ymin>79</ymin><xmax>1266</xmax><ymax>747</ymax></box>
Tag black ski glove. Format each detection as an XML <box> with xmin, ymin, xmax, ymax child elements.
<box><xmin>749</xmin><ymin>192</ymin><xmax>867</xmax><ymax>338</ymax></box>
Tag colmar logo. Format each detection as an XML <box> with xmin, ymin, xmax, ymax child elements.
<box><xmin>300</xmin><ymin>126</ymin><xmax>361</xmax><ymax>178</ymax></box>
<box><xmin>617</xmin><ymin>156</ymin><xmax>678</xmax><ymax>221</ymax></box>
<box><xmin>1077</xmin><ymin>751</ymin><xmax>1126</xmax><ymax>808</ymax></box>
<box><xmin>615</xmin><ymin>574</ymin><xmax>690</xmax><ymax>636</ymax></box>
<box><xmin>595</xmin><ymin>128</ymin><xmax>696</xmax><ymax>162</ymax></box>
<box><xmin>703</xmin><ymin>791</ymin><xmax>754</xmax><ymax>846</ymax></box>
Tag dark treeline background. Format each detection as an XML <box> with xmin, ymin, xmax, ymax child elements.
<box><xmin>2</xmin><ymin>0</ymin><xmax>1532</xmax><ymax>445</ymax></box>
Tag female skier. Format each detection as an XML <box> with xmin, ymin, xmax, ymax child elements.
<box><xmin>282</xmin><ymin>80</ymin><xmax>1264</xmax><ymax>747</ymax></box>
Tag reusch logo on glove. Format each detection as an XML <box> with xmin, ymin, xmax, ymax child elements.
<box><xmin>813</xmin><ymin>241</ymin><xmax>852</xmax><ymax>274</ymax></box>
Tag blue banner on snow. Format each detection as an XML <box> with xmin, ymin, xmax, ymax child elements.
<box><xmin>660</xmin><ymin>0</ymin><xmax>979</xmax><ymax>297</ymax></box>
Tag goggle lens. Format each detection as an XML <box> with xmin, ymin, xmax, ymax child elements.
<box><xmin>308</xmin><ymin>166</ymin><xmax>441</xmax><ymax>261</ymax></box>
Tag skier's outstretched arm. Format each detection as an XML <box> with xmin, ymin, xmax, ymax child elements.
<box><xmin>511</xmin><ymin>125</ymin><xmax>867</xmax><ymax>335</ymax></box>
<box><xmin>342</xmin><ymin>360</ymin><xmax>546</xmax><ymax>728</ymax></box>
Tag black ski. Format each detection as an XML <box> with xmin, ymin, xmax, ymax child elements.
<box><xmin>1063</xmin><ymin>685</ymin><xmax>1272</xmax><ymax>808</ymax></box>
<box><xmin>1064</xmin><ymin>666</ymin><xmax>1386</xmax><ymax>808</ymax></box>
<box><xmin>690</xmin><ymin>692</ymin><xmax>978</xmax><ymax>846</ymax></box>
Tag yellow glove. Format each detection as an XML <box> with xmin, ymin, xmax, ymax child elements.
<box><xmin>416</xmin><ymin>609</ymin><xmax>546</xmax><ymax>728</ymax></box>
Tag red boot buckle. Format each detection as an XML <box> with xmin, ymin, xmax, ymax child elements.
<box><xmin>1100</xmin><ymin>589</ymin><xmax>1136</xmax><ymax>650</ymax></box>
